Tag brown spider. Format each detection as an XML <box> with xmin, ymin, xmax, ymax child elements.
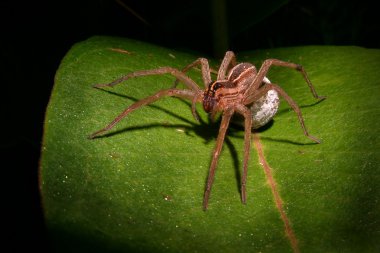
<box><xmin>89</xmin><ymin>51</ymin><xmax>325</xmax><ymax>210</ymax></box>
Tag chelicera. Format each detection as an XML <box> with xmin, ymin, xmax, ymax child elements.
<box><xmin>89</xmin><ymin>51</ymin><xmax>325</xmax><ymax>210</ymax></box>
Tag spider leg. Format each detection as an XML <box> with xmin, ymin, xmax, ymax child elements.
<box><xmin>244</xmin><ymin>83</ymin><xmax>321</xmax><ymax>143</ymax></box>
<box><xmin>93</xmin><ymin>67</ymin><xmax>203</xmax><ymax>122</ymax></box>
<box><xmin>244</xmin><ymin>59</ymin><xmax>325</xmax><ymax>100</ymax></box>
<box><xmin>172</xmin><ymin>58</ymin><xmax>212</xmax><ymax>89</ymax></box>
<box><xmin>203</xmin><ymin>107</ymin><xmax>234</xmax><ymax>210</ymax></box>
<box><xmin>217</xmin><ymin>51</ymin><xmax>237</xmax><ymax>80</ymax></box>
<box><xmin>93</xmin><ymin>67</ymin><xmax>202</xmax><ymax>95</ymax></box>
<box><xmin>89</xmin><ymin>89</ymin><xmax>197</xmax><ymax>139</ymax></box>
<box><xmin>235</xmin><ymin>104</ymin><xmax>253</xmax><ymax>204</ymax></box>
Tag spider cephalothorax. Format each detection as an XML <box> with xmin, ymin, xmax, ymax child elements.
<box><xmin>203</xmin><ymin>63</ymin><xmax>259</xmax><ymax>117</ymax></box>
<box><xmin>89</xmin><ymin>51</ymin><xmax>325</xmax><ymax>210</ymax></box>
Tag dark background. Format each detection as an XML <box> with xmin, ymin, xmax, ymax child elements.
<box><xmin>1</xmin><ymin>0</ymin><xmax>378</xmax><ymax>251</ymax></box>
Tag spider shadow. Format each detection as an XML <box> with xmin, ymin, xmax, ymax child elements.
<box><xmin>275</xmin><ymin>98</ymin><xmax>325</xmax><ymax>117</ymax></box>
<box><xmin>92</xmin><ymin>88</ymin><xmax>321</xmax><ymax>201</ymax></box>
<box><xmin>92</xmin><ymin>88</ymin><xmax>245</xmax><ymax>196</ymax></box>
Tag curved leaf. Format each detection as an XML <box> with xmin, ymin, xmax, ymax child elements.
<box><xmin>40</xmin><ymin>36</ymin><xmax>380</xmax><ymax>252</ymax></box>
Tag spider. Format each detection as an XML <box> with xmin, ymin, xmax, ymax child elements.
<box><xmin>89</xmin><ymin>51</ymin><xmax>325</xmax><ymax>210</ymax></box>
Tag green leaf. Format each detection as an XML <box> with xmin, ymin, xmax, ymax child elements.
<box><xmin>40</xmin><ymin>36</ymin><xmax>380</xmax><ymax>252</ymax></box>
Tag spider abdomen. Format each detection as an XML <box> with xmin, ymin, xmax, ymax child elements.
<box><xmin>229</xmin><ymin>63</ymin><xmax>257</xmax><ymax>89</ymax></box>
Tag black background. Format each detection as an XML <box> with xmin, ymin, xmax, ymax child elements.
<box><xmin>1</xmin><ymin>0</ymin><xmax>378</xmax><ymax>251</ymax></box>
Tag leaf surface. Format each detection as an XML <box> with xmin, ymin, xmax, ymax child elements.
<box><xmin>40</xmin><ymin>36</ymin><xmax>380</xmax><ymax>252</ymax></box>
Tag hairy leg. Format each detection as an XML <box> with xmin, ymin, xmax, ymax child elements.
<box><xmin>203</xmin><ymin>107</ymin><xmax>235</xmax><ymax>210</ymax></box>
<box><xmin>244</xmin><ymin>59</ymin><xmax>325</xmax><ymax>100</ymax></box>
<box><xmin>94</xmin><ymin>67</ymin><xmax>202</xmax><ymax>95</ymax></box>
<box><xmin>89</xmin><ymin>89</ymin><xmax>197</xmax><ymax>139</ymax></box>
<box><xmin>173</xmin><ymin>57</ymin><xmax>212</xmax><ymax>88</ymax></box>
<box><xmin>217</xmin><ymin>51</ymin><xmax>237</xmax><ymax>80</ymax></box>
<box><xmin>235</xmin><ymin>104</ymin><xmax>253</xmax><ymax>204</ymax></box>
